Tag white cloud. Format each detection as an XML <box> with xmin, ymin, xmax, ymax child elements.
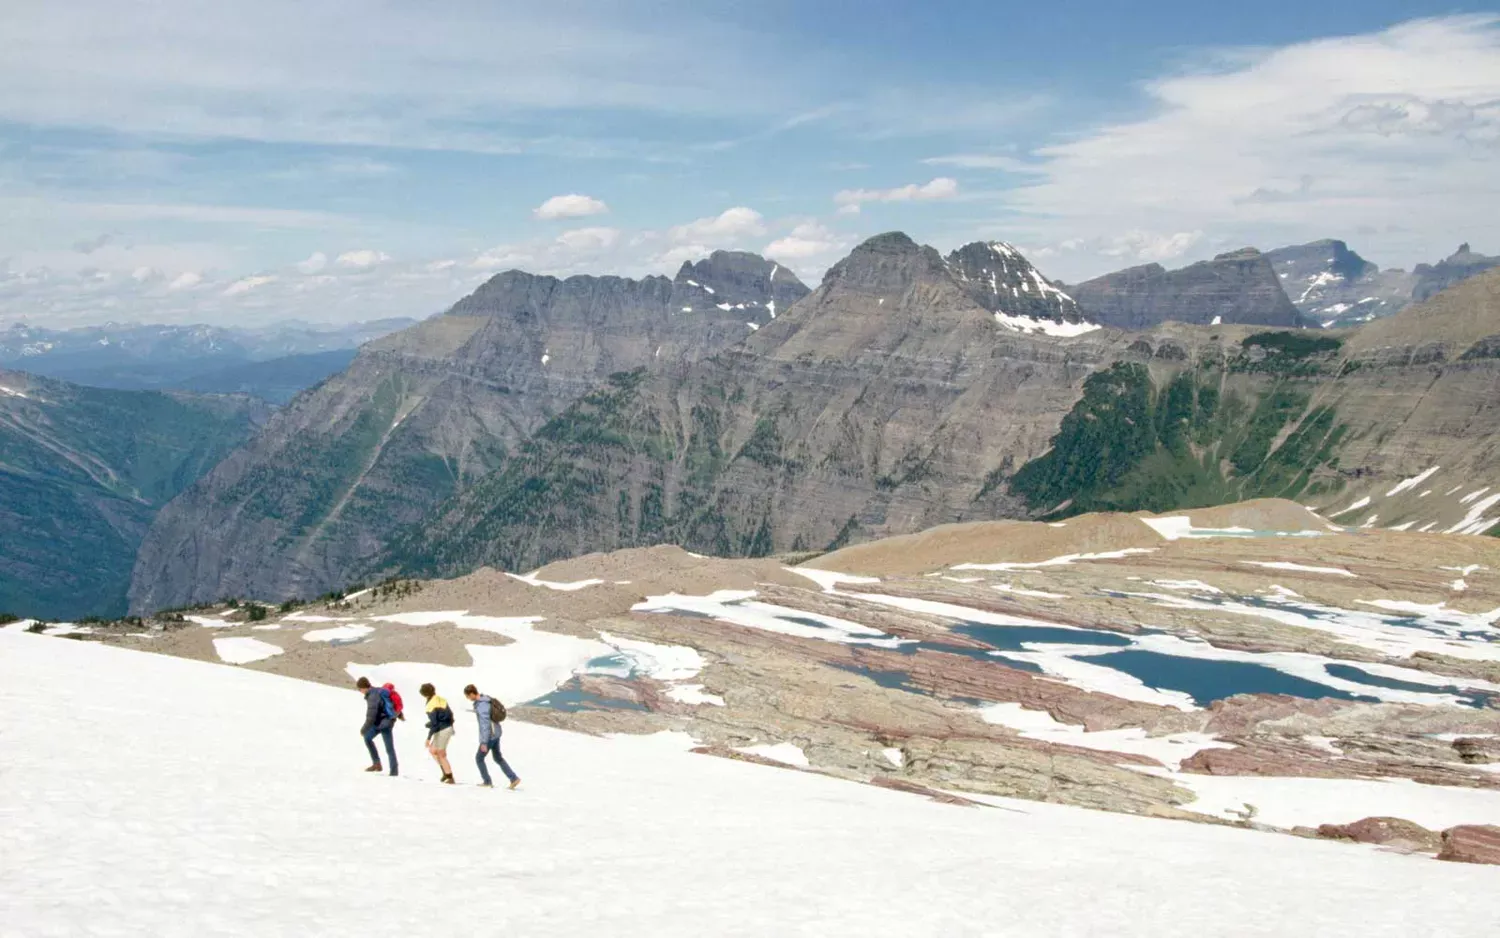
<box><xmin>834</xmin><ymin>177</ymin><xmax>959</xmax><ymax>214</ymax></box>
<box><xmin>554</xmin><ymin>226</ymin><xmax>620</xmax><ymax>251</ymax></box>
<box><xmin>335</xmin><ymin>249</ymin><xmax>390</xmax><ymax>269</ymax></box>
<box><xmin>0</xmin><ymin>2</ymin><xmax>792</xmax><ymax>152</ymax></box>
<box><xmin>764</xmin><ymin>222</ymin><xmax>846</xmax><ymax>261</ymax></box>
<box><xmin>221</xmin><ymin>274</ymin><xmax>276</xmax><ymax>296</ymax></box>
<box><xmin>166</xmin><ymin>272</ymin><xmax>203</xmax><ymax>291</ymax></box>
<box><xmin>533</xmin><ymin>194</ymin><xmax>610</xmax><ymax>220</ymax></box>
<box><xmin>1003</xmin><ymin>15</ymin><xmax>1500</xmax><ymax>280</ymax></box>
<box><xmin>668</xmin><ymin>207</ymin><xmax>766</xmax><ymax>243</ymax></box>
<box><xmin>922</xmin><ymin>154</ymin><xmax>1039</xmax><ymax>172</ymax></box>
<box><xmin>1100</xmin><ymin>230</ymin><xmax>1205</xmax><ymax>263</ymax></box>
<box><xmin>295</xmin><ymin>251</ymin><xmax>328</xmax><ymax>274</ymax></box>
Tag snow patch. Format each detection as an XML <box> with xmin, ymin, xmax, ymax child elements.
<box><xmin>212</xmin><ymin>637</ymin><xmax>284</xmax><ymax>665</ymax></box>
<box><xmin>953</xmin><ymin>548</ymin><xmax>1155</xmax><ymax>571</ymax></box>
<box><xmin>735</xmin><ymin>742</ymin><xmax>810</xmax><ymax>768</ymax></box>
<box><xmin>302</xmin><ymin>624</ymin><xmax>376</xmax><ymax>644</ymax></box>
<box><xmin>1239</xmin><ymin>561</ymin><xmax>1356</xmax><ymax>578</ymax></box>
<box><xmin>1386</xmin><ymin>466</ymin><xmax>1440</xmax><ymax>498</ymax></box>
<box><xmin>507</xmin><ymin>572</ymin><xmax>606</xmax><ymax>592</ymax></box>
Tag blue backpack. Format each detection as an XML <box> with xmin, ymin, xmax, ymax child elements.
<box><xmin>378</xmin><ymin>687</ymin><xmax>397</xmax><ymax>721</ymax></box>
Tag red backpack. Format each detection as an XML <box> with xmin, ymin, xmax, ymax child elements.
<box><xmin>382</xmin><ymin>683</ymin><xmax>404</xmax><ymax>718</ymax></box>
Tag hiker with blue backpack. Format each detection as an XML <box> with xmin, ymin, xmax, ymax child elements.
<box><xmin>464</xmin><ymin>684</ymin><xmax>520</xmax><ymax>789</ymax></box>
<box><xmin>356</xmin><ymin>676</ymin><xmax>402</xmax><ymax>776</ymax></box>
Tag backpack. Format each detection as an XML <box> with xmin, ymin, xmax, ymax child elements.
<box><xmin>488</xmin><ymin>697</ymin><xmax>507</xmax><ymax>723</ymax></box>
<box><xmin>382</xmin><ymin>683</ymin><xmax>404</xmax><ymax>717</ymax></box>
<box><xmin>378</xmin><ymin>687</ymin><xmax>397</xmax><ymax>721</ymax></box>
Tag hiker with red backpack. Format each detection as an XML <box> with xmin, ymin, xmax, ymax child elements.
<box><xmin>356</xmin><ymin>676</ymin><xmax>400</xmax><ymax>777</ymax></box>
<box><xmin>464</xmin><ymin>684</ymin><xmax>520</xmax><ymax>789</ymax></box>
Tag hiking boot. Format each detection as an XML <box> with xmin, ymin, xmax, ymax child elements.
<box><xmin>480</xmin><ymin>782</ymin><xmax>494</xmax><ymax>788</ymax></box>
<box><xmin>441</xmin><ymin>774</ymin><xmax>455</xmax><ymax>784</ymax></box>
<box><xmin>364</xmin><ymin>764</ymin><xmax>382</xmax><ymax>773</ymax></box>
<box><xmin>508</xmin><ymin>779</ymin><xmax>522</xmax><ymax>790</ymax></box>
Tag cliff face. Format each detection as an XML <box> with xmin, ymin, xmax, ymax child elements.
<box><xmin>127</xmin><ymin>256</ymin><xmax>809</xmax><ymax>614</ymax></box>
<box><xmin>1071</xmin><ymin>249</ymin><xmax>1305</xmax><ymax>329</ymax></box>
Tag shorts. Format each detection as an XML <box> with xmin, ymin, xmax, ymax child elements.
<box><xmin>428</xmin><ymin>727</ymin><xmax>454</xmax><ymax>751</ymax></box>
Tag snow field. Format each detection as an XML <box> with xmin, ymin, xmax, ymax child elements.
<box><xmin>4</xmin><ymin>631</ymin><xmax>1498</xmax><ymax>937</ymax></box>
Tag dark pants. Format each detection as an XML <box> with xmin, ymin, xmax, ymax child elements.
<box><xmin>363</xmin><ymin>719</ymin><xmax>398</xmax><ymax>776</ymax></box>
<box><xmin>476</xmin><ymin>736</ymin><xmax>518</xmax><ymax>785</ymax></box>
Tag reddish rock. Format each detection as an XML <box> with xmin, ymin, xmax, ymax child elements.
<box><xmin>869</xmin><ymin>776</ymin><xmax>979</xmax><ymax>806</ymax></box>
<box><xmin>689</xmin><ymin>745</ymin><xmax>799</xmax><ymax>770</ymax></box>
<box><xmin>1315</xmin><ymin>817</ymin><xmax>1441</xmax><ymax>852</ymax></box>
<box><xmin>1438</xmin><ymin>825</ymin><xmax>1500</xmax><ymax>865</ymax></box>
<box><xmin>1179</xmin><ymin>745</ymin><xmax>1345</xmax><ymax>778</ymax></box>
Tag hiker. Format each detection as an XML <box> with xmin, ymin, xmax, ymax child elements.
<box><xmin>420</xmin><ymin>682</ymin><xmax>456</xmax><ymax>784</ymax></box>
<box><xmin>464</xmin><ymin>684</ymin><xmax>520</xmax><ymax>789</ymax></box>
<box><xmin>356</xmin><ymin>676</ymin><xmax>399</xmax><ymax>777</ymax></box>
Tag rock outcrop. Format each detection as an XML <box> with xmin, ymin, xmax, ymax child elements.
<box><xmin>1437</xmin><ymin>825</ymin><xmax>1500</xmax><ymax>865</ymax></box>
<box><xmin>1316</xmin><ymin>817</ymin><xmax>1442</xmax><ymax>853</ymax></box>
<box><xmin>1070</xmin><ymin>248</ymin><xmax>1305</xmax><ymax>329</ymax></box>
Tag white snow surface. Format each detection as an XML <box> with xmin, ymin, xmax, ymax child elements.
<box><xmin>633</xmin><ymin>591</ymin><xmax>909</xmax><ymax>649</ymax></box>
<box><xmin>979</xmin><ymin>703</ymin><xmax>1233</xmax><ymax>768</ymax></box>
<box><xmin>1387</xmin><ymin>466</ymin><xmax>1440</xmax><ymax>497</ymax></box>
<box><xmin>1328</xmin><ymin>496</ymin><xmax>1372</xmax><ymax>518</ymax></box>
<box><xmin>1239</xmin><ymin>560</ymin><xmax>1357</xmax><ymax>577</ymax></box>
<box><xmin>1140</xmin><ymin>516</ymin><xmax>1256</xmax><ymax>540</ymax></box>
<box><xmin>1161</xmin><ymin>771</ymin><xmax>1500</xmax><ymax>831</ymax></box>
<box><xmin>952</xmin><ymin>547</ymin><xmax>1156</xmax><ymax>571</ymax></box>
<box><xmin>992</xmin><ymin>311</ymin><xmax>1101</xmax><ymax>337</ymax></box>
<box><xmin>507</xmin><ymin>571</ymin><xmax>606</xmax><ymax>591</ymax></box>
<box><xmin>301</xmin><ymin>624</ymin><xmax>376</xmax><ymax>643</ymax></box>
<box><xmin>5</xmin><ymin>633</ymin><xmax>1500</xmax><ymax>934</ymax></box>
<box><xmin>211</xmin><ymin>636</ymin><xmax>284</xmax><ymax>664</ymax></box>
<box><xmin>735</xmin><ymin>742</ymin><xmax>811</xmax><ymax>768</ymax></box>
<box><xmin>788</xmin><ymin>567</ymin><xmax>881</xmax><ymax>592</ymax></box>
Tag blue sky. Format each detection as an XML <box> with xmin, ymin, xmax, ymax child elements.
<box><xmin>2</xmin><ymin>1</ymin><xmax>1498</xmax><ymax>326</ymax></box>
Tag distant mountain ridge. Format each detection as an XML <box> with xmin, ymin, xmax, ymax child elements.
<box><xmin>0</xmin><ymin>318</ymin><xmax>416</xmax><ymax>398</ymax></box>
<box><xmin>1069</xmin><ymin>248</ymin><xmax>1305</xmax><ymax>329</ymax></box>
<box><xmin>127</xmin><ymin>234</ymin><xmax>1500</xmax><ymax>615</ymax></box>
<box><xmin>0</xmin><ymin>370</ymin><xmax>270</xmax><ymax>619</ymax></box>
<box><xmin>127</xmin><ymin>251</ymin><xmax>811</xmax><ymax>613</ymax></box>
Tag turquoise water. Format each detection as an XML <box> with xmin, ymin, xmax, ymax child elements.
<box><xmin>1090</xmin><ymin>650</ymin><xmax>1379</xmax><ymax>706</ymax></box>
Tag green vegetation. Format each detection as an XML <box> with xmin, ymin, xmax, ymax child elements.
<box><xmin>1231</xmin><ymin>331</ymin><xmax>1345</xmax><ymax>376</ymax></box>
<box><xmin>1009</xmin><ymin>362</ymin><xmax>1347</xmax><ymax>517</ymax></box>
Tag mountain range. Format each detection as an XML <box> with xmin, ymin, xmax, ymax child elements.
<box><xmin>122</xmin><ymin>232</ymin><xmax>1500</xmax><ymax>616</ymax></box>
<box><xmin>0</xmin><ymin>318</ymin><xmax>415</xmax><ymax>400</ymax></box>
<box><xmin>4</xmin><ymin>231</ymin><xmax>1499</xmax><ymax>620</ymax></box>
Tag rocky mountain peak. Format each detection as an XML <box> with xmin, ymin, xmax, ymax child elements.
<box><xmin>1264</xmin><ymin>239</ymin><xmax>1400</xmax><ymax>327</ymax></box>
<box><xmin>820</xmin><ymin>232</ymin><xmax>951</xmax><ymax>296</ymax></box>
<box><xmin>673</xmin><ymin>250</ymin><xmax>809</xmax><ymax>316</ymax></box>
<box><xmin>1073</xmin><ymin>249</ymin><xmax>1303</xmax><ymax>330</ymax></box>
<box><xmin>944</xmin><ymin>241</ymin><xmax>1084</xmax><ymax>325</ymax></box>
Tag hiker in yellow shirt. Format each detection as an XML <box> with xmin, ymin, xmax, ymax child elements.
<box><xmin>420</xmin><ymin>683</ymin><xmax>456</xmax><ymax>784</ymax></box>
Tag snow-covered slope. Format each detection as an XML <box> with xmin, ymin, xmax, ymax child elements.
<box><xmin>2</xmin><ymin>631</ymin><xmax>1496</xmax><ymax>936</ymax></box>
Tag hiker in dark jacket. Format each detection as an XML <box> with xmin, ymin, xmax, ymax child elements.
<box><xmin>356</xmin><ymin>676</ymin><xmax>399</xmax><ymax>777</ymax></box>
<box><xmin>464</xmin><ymin>683</ymin><xmax>520</xmax><ymax>789</ymax></box>
<box><xmin>420</xmin><ymin>682</ymin><xmax>456</xmax><ymax>784</ymax></box>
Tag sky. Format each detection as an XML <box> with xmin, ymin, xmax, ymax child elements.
<box><xmin>2</xmin><ymin>1</ymin><xmax>1499</xmax><ymax>328</ymax></box>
